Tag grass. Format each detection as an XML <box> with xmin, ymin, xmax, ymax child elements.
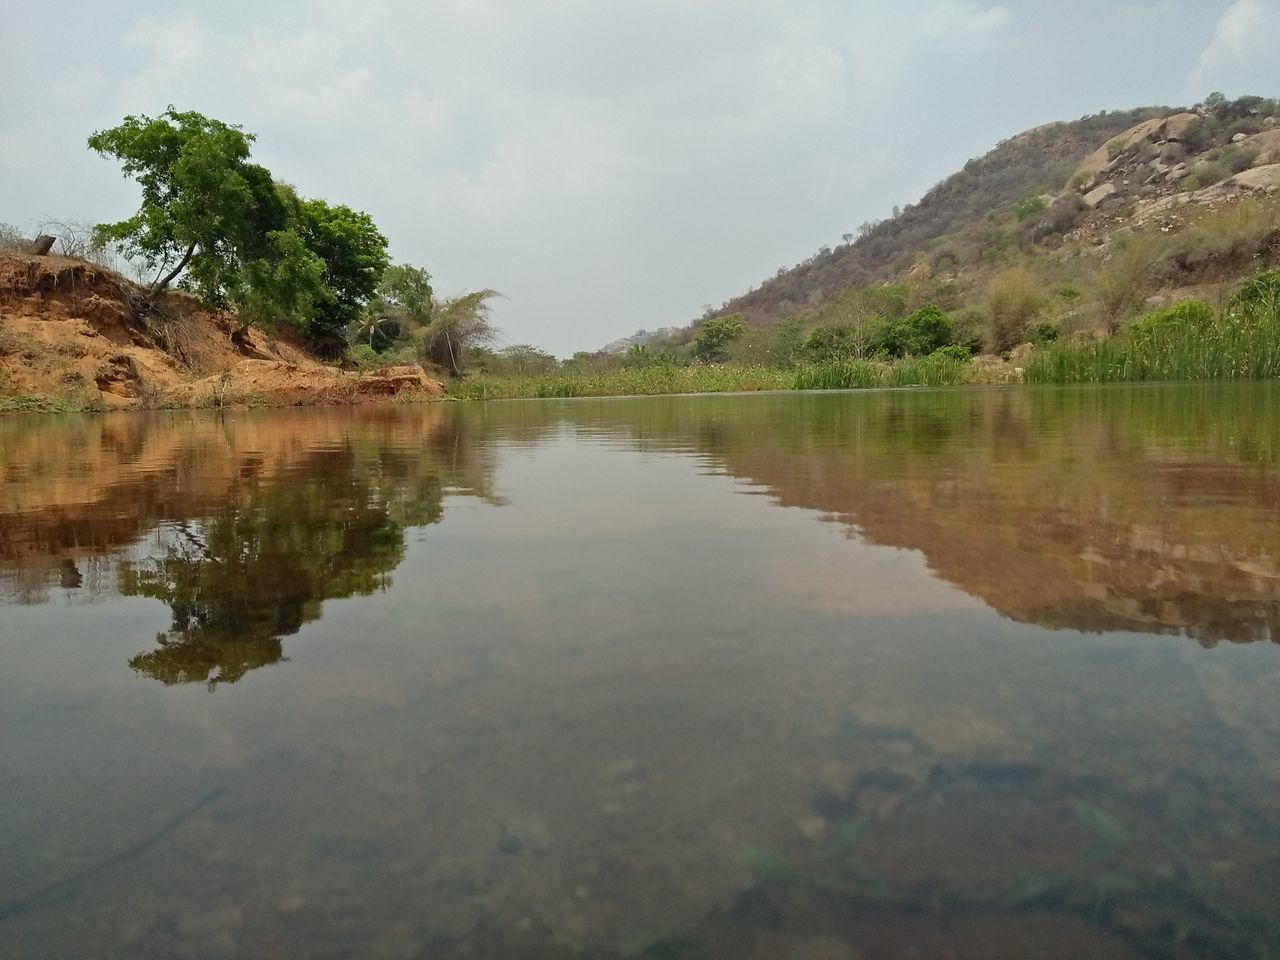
<box><xmin>1027</xmin><ymin>312</ymin><xmax>1280</xmax><ymax>384</ymax></box>
<box><xmin>450</xmin><ymin>357</ymin><xmax>977</xmax><ymax>400</ymax></box>
<box><xmin>0</xmin><ymin>388</ymin><xmax>107</xmax><ymax>414</ymax></box>
<box><xmin>449</xmin><ymin>363</ymin><xmax>794</xmax><ymax>400</ymax></box>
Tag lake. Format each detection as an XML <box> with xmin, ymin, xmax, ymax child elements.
<box><xmin>1</xmin><ymin>384</ymin><xmax>1279</xmax><ymax>959</ymax></box>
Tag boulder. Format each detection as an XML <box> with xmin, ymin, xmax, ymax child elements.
<box><xmin>1264</xmin><ymin>117</ymin><xmax>1277</xmax><ymax>128</ymax></box>
<box><xmin>1231</xmin><ymin>164</ymin><xmax>1280</xmax><ymax>192</ymax></box>
<box><xmin>1163</xmin><ymin>113</ymin><xmax>1201</xmax><ymax>142</ymax></box>
<box><xmin>1082</xmin><ymin>182</ymin><xmax>1119</xmax><ymax>209</ymax></box>
<box><xmin>1232</xmin><ymin>132</ymin><xmax>1249</xmax><ymax>144</ymax></box>
<box><xmin>1241</xmin><ymin>129</ymin><xmax>1280</xmax><ymax>164</ymax></box>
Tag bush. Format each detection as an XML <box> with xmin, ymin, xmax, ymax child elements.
<box><xmin>1094</xmin><ymin>232</ymin><xmax>1164</xmax><ymax>332</ymax></box>
<box><xmin>346</xmin><ymin>343</ymin><xmax>383</xmax><ymax>371</ymax></box>
<box><xmin>1125</xmin><ymin>300</ymin><xmax>1215</xmax><ymax>340</ymax></box>
<box><xmin>693</xmin><ymin>313</ymin><xmax>746</xmax><ymax>363</ymax></box>
<box><xmin>1229</xmin><ymin>271</ymin><xmax>1280</xmax><ymax>319</ymax></box>
<box><xmin>896</xmin><ymin>303</ymin><xmax>954</xmax><ymax>356</ymax></box>
<box><xmin>930</xmin><ymin>344</ymin><xmax>971</xmax><ymax>362</ymax></box>
<box><xmin>1184</xmin><ymin>160</ymin><xmax>1230</xmax><ymax>190</ymax></box>
<box><xmin>1163</xmin><ymin>197</ymin><xmax>1279</xmax><ymax>273</ymax></box>
<box><xmin>1029</xmin><ymin>320</ymin><xmax>1060</xmax><ymax>345</ymax></box>
<box><xmin>986</xmin><ymin>267</ymin><xmax>1045</xmax><ymax>351</ymax></box>
<box><xmin>1014</xmin><ymin>195</ymin><xmax>1046</xmax><ymax>220</ymax></box>
<box><xmin>948</xmin><ymin>307</ymin><xmax>986</xmax><ymax>354</ymax></box>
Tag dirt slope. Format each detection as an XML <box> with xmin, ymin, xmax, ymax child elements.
<box><xmin>0</xmin><ymin>253</ymin><xmax>443</xmax><ymax>409</ymax></box>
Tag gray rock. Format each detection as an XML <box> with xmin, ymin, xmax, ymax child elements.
<box><xmin>1082</xmin><ymin>182</ymin><xmax>1119</xmax><ymax>209</ymax></box>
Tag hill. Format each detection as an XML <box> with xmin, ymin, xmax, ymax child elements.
<box><xmin>697</xmin><ymin>95</ymin><xmax>1280</xmax><ymax>339</ymax></box>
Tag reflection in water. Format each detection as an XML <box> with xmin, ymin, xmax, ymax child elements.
<box><xmin>0</xmin><ymin>406</ymin><xmax>499</xmax><ymax>686</ymax></box>
<box><xmin>505</xmin><ymin>385</ymin><xmax>1280</xmax><ymax>646</ymax></box>
<box><xmin>1</xmin><ymin>386</ymin><xmax>1279</xmax><ymax>959</ymax></box>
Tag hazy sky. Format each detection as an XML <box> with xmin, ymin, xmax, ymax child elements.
<box><xmin>2</xmin><ymin>1</ymin><xmax>1278</xmax><ymax>355</ymax></box>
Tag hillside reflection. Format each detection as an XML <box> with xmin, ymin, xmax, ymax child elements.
<box><xmin>0</xmin><ymin>407</ymin><xmax>500</xmax><ymax>687</ymax></box>
<box><xmin>457</xmin><ymin>384</ymin><xmax>1280</xmax><ymax>646</ymax></box>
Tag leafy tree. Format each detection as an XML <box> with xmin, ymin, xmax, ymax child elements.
<box><xmin>693</xmin><ymin>313</ymin><xmax>745</xmax><ymax>363</ymax></box>
<box><xmin>89</xmin><ymin>108</ymin><xmax>389</xmax><ymax>340</ymax></box>
<box><xmin>88</xmin><ymin>108</ymin><xmax>288</xmax><ymax>309</ymax></box>
<box><xmin>293</xmin><ymin>195</ymin><xmax>389</xmax><ymax>339</ymax></box>
<box><xmin>418</xmin><ymin>289</ymin><xmax>502</xmax><ymax>375</ymax></box>
<box><xmin>897</xmin><ymin>304</ymin><xmax>953</xmax><ymax>356</ymax></box>
<box><xmin>377</xmin><ymin>263</ymin><xmax>434</xmax><ymax>325</ymax></box>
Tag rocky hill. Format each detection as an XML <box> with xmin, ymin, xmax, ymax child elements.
<box><xmin>0</xmin><ymin>253</ymin><xmax>442</xmax><ymax>410</ymax></box>
<box><xmin>706</xmin><ymin>97</ymin><xmax>1280</xmax><ymax>331</ymax></box>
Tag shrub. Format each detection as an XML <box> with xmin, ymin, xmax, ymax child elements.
<box><xmin>1184</xmin><ymin>160</ymin><xmax>1230</xmax><ymax>190</ymax></box>
<box><xmin>948</xmin><ymin>307</ymin><xmax>987</xmax><ymax>354</ymax></box>
<box><xmin>1125</xmin><ymin>300</ymin><xmax>1215</xmax><ymax>340</ymax></box>
<box><xmin>1014</xmin><ymin>195</ymin><xmax>1046</xmax><ymax>220</ymax></box>
<box><xmin>1094</xmin><ymin>232</ymin><xmax>1164</xmax><ymax>332</ymax></box>
<box><xmin>1163</xmin><ymin>197</ymin><xmax>1279</xmax><ymax>272</ymax></box>
<box><xmin>986</xmin><ymin>267</ymin><xmax>1045</xmax><ymax>351</ymax></box>
<box><xmin>346</xmin><ymin>343</ymin><xmax>383</xmax><ymax>370</ymax></box>
<box><xmin>1224</xmin><ymin>144</ymin><xmax>1261</xmax><ymax>174</ymax></box>
<box><xmin>1029</xmin><ymin>320</ymin><xmax>1061</xmax><ymax>345</ymax></box>
<box><xmin>1229</xmin><ymin>271</ymin><xmax>1280</xmax><ymax>319</ymax></box>
<box><xmin>897</xmin><ymin>304</ymin><xmax>954</xmax><ymax>356</ymax></box>
<box><xmin>930</xmin><ymin>344</ymin><xmax>971</xmax><ymax>362</ymax></box>
<box><xmin>1159</xmin><ymin>142</ymin><xmax>1187</xmax><ymax>163</ymax></box>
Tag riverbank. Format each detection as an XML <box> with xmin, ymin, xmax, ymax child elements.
<box><xmin>0</xmin><ymin>253</ymin><xmax>444</xmax><ymax>413</ymax></box>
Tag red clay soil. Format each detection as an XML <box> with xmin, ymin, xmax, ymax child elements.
<box><xmin>0</xmin><ymin>253</ymin><xmax>443</xmax><ymax>410</ymax></box>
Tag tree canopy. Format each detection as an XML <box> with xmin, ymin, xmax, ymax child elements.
<box><xmin>89</xmin><ymin>108</ymin><xmax>388</xmax><ymax>338</ymax></box>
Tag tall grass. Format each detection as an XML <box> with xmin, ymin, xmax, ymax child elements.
<box><xmin>1027</xmin><ymin>303</ymin><xmax>1280</xmax><ymax>384</ymax></box>
<box><xmin>449</xmin><ymin>363</ymin><xmax>793</xmax><ymax>400</ymax></box>
<box><xmin>451</xmin><ymin>357</ymin><xmax>975</xmax><ymax>400</ymax></box>
<box><xmin>793</xmin><ymin>357</ymin><xmax>969</xmax><ymax>390</ymax></box>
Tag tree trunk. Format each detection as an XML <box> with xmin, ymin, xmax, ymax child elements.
<box><xmin>148</xmin><ymin>244</ymin><xmax>196</xmax><ymax>302</ymax></box>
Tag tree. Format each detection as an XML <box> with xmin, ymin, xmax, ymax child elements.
<box><xmin>498</xmin><ymin>343</ymin><xmax>559</xmax><ymax>375</ymax></box>
<box><xmin>89</xmin><ymin>108</ymin><xmax>389</xmax><ymax>340</ymax></box>
<box><xmin>897</xmin><ymin>304</ymin><xmax>953</xmax><ymax>356</ymax></box>
<box><xmin>693</xmin><ymin>313</ymin><xmax>745</xmax><ymax>363</ymax></box>
<box><xmin>377</xmin><ymin>263</ymin><xmax>434</xmax><ymax>325</ymax></box>
<box><xmin>88</xmin><ymin>108</ymin><xmax>288</xmax><ymax>310</ymax></box>
<box><xmin>418</xmin><ymin>289</ymin><xmax>502</xmax><ymax>375</ymax></box>
<box><xmin>293</xmin><ymin>196</ymin><xmax>389</xmax><ymax>339</ymax></box>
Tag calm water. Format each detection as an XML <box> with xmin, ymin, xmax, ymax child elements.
<box><xmin>2</xmin><ymin>384</ymin><xmax>1279</xmax><ymax>960</ymax></box>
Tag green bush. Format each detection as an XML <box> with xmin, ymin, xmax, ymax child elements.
<box><xmin>1029</xmin><ymin>320</ymin><xmax>1060</xmax><ymax>345</ymax></box>
<box><xmin>930</xmin><ymin>344</ymin><xmax>971</xmax><ymax>362</ymax></box>
<box><xmin>1014</xmin><ymin>195</ymin><xmax>1046</xmax><ymax>221</ymax></box>
<box><xmin>1125</xmin><ymin>300</ymin><xmax>1214</xmax><ymax>340</ymax></box>
<box><xmin>897</xmin><ymin>304</ymin><xmax>953</xmax><ymax>356</ymax></box>
<box><xmin>1184</xmin><ymin>160</ymin><xmax>1230</xmax><ymax>190</ymax></box>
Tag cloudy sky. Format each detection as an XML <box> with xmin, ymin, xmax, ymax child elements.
<box><xmin>2</xmin><ymin>1</ymin><xmax>1278</xmax><ymax>355</ymax></box>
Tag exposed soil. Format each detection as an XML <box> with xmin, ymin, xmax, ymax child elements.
<box><xmin>0</xmin><ymin>253</ymin><xmax>444</xmax><ymax>410</ymax></box>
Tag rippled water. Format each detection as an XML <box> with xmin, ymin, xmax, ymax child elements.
<box><xmin>1</xmin><ymin>384</ymin><xmax>1279</xmax><ymax>959</ymax></box>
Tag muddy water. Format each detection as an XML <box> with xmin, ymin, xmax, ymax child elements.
<box><xmin>1</xmin><ymin>385</ymin><xmax>1278</xmax><ymax>959</ymax></box>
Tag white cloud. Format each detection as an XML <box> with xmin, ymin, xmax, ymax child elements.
<box><xmin>1188</xmin><ymin>0</ymin><xmax>1280</xmax><ymax>97</ymax></box>
<box><xmin>922</xmin><ymin>2</ymin><xmax>1016</xmax><ymax>52</ymax></box>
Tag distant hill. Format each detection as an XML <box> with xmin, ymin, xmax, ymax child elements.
<box><xmin>691</xmin><ymin>96</ymin><xmax>1280</xmax><ymax>341</ymax></box>
<box><xmin>713</xmin><ymin>107</ymin><xmax>1177</xmax><ymax>328</ymax></box>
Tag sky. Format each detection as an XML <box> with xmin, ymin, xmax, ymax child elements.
<box><xmin>2</xmin><ymin>0</ymin><xmax>1278</xmax><ymax>356</ymax></box>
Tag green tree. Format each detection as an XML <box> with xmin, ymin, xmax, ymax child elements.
<box><xmin>377</xmin><ymin>263</ymin><xmax>434</xmax><ymax>326</ymax></box>
<box><xmin>294</xmin><ymin>196</ymin><xmax>389</xmax><ymax>339</ymax></box>
<box><xmin>693</xmin><ymin>313</ymin><xmax>746</xmax><ymax>363</ymax></box>
<box><xmin>88</xmin><ymin>108</ymin><xmax>289</xmax><ymax>310</ymax></box>
<box><xmin>898</xmin><ymin>304</ymin><xmax>954</xmax><ymax>356</ymax></box>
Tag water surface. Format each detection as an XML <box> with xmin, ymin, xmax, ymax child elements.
<box><xmin>2</xmin><ymin>385</ymin><xmax>1279</xmax><ymax>959</ymax></box>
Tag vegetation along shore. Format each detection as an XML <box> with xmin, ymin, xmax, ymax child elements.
<box><xmin>3</xmin><ymin>94</ymin><xmax>1279</xmax><ymax>412</ymax></box>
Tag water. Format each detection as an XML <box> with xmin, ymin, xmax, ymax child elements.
<box><xmin>1</xmin><ymin>384</ymin><xmax>1278</xmax><ymax>959</ymax></box>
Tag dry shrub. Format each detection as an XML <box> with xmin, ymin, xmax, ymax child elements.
<box><xmin>1094</xmin><ymin>233</ymin><xmax>1166</xmax><ymax>333</ymax></box>
<box><xmin>986</xmin><ymin>267</ymin><xmax>1045</xmax><ymax>351</ymax></box>
<box><xmin>1165</xmin><ymin>197</ymin><xmax>1280</xmax><ymax>274</ymax></box>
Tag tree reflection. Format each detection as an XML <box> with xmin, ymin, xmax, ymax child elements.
<box><xmin>112</xmin><ymin>424</ymin><xmax>493</xmax><ymax>689</ymax></box>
